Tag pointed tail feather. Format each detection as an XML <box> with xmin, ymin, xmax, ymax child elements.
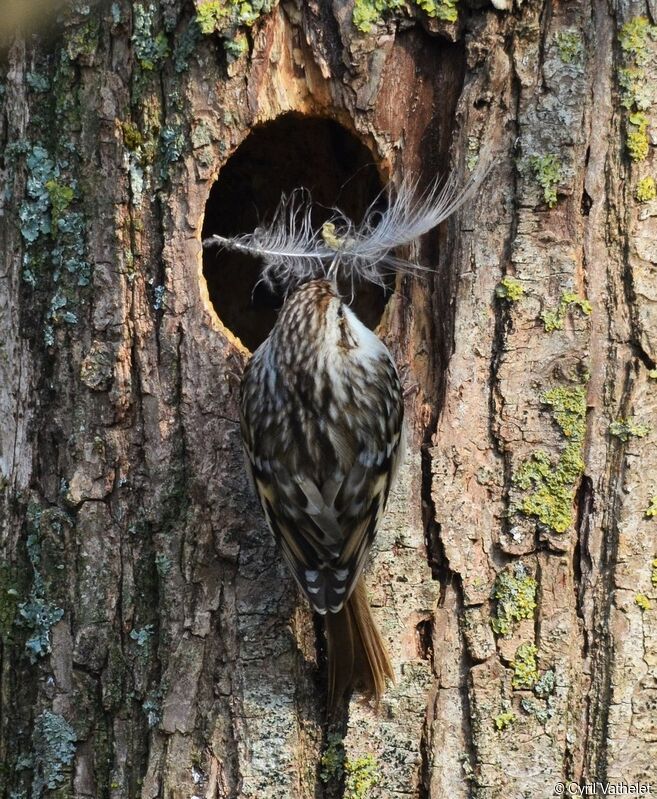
<box><xmin>325</xmin><ymin>579</ymin><xmax>394</xmax><ymax>710</ymax></box>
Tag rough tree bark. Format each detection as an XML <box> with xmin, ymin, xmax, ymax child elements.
<box><xmin>1</xmin><ymin>1</ymin><xmax>656</xmax><ymax>797</ymax></box>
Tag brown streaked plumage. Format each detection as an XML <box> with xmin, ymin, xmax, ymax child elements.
<box><xmin>240</xmin><ymin>278</ymin><xmax>403</xmax><ymax>708</ymax></box>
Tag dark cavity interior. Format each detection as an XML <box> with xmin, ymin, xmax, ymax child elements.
<box><xmin>202</xmin><ymin>113</ymin><xmax>390</xmax><ymax>352</ymax></box>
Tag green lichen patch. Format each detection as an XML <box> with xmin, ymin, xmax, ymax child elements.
<box><xmin>636</xmin><ymin>176</ymin><xmax>657</xmax><ymax>202</ymax></box>
<box><xmin>320</xmin><ymin>736</ymin><xmax>379</xmax><ymax>798</ymax></box>
<box><xmin>635</xmin><ymin>593</ymin><xmax>651</xmax><ymax>611</ymax></box>
<box><xmin>618</xmin><ymin>67</ymin><xmax>651</xmax><ymax>111</ymax></box>
<box><xmin>120</xmin><ymin>117</ymin><xmax>158</xmax><ymax>167</ymax></box>
<box><xmin>66</xmin><ymin>16</ymin><xmax>101</xmax><ymax>61</ymax></box>
<box><xmin>511</xmin><ymin>643</ymin><xmax>539</xmax><ymax>690</ymax></box>
<box><xmin>196</xmin><ymin>1</ymin><xmax>228</xmax><ymax>34</ymax></box>
<box><xmin>196</xmin><ymin>0</ymin><xmax>277</xmax><ymax>56</ymax></box>
<box><xmin>466</xmin><ymin>136</ymin><xmax>480</xmax><ymax>171</ymax></box>
<box><xmin>224</xmin><ymin>31</ymin><xmax>249</xmax><ymax>59</ymax></box>
<box><xmin>196</xmin><ymin>0</ymin><xmax>228</xmax><ymax>36</ymax></box>
<box><xmin>627</xmin><ymin>112</ymin><xmax>650</xmax><ymax>162</ymax></box>
<box><xmin>120</xmin><ymin>120</ymin><xmax>144</xmax><ymax>151</ymax></box>
<box><xmin>651</xmin><ymin>558</ymin><xmax>657</xmax><ymax>585</ymax></box>
<box><xmin>608</xmin><ymin>417</ymin><xmax>651</xmax><ymax>441</ymax></box>
<box><xmin>617</xmin><ymin>21</ymin><xmax>654</xmax><ymax>165</ymax></box>
<box><xmin>197</xmin><ymin>0</ymin><xmax>278</xmax><ymax>32</ymax></box>
<box><xmin>617</xmin><ymin>18</ymin><xmax>656</xmax><ymax>164</ymax></box>
<box><xmin>352</xmin><ymin>0</ymin><xmax>457</xmax><ymax>33</ymax></box>
<box><xmin>133</xmin><ymin>3</ymin><xmax>170</xmax><ymax>70</ymax></box>
<box><xmin>45</xmin><ymin>180</ymin><xmax>74</xmax><ymax>231</ymax></box>
<box><xmin>513</xmin><ymin>448</ymin><xmax>584</xmax><ymax>533</ymax></box>
<box><xmin>555</xmin><ymin>30</ymin><xmax>583</xmax><ymax>64</ymax></box>
<box><xmin>540</xmin><ymin>291</ymin><xmax>591</xmax><ymax>332</ymax></box>
<box><xmin>491</xmin><ymin>563</ymin><xmax>537</xmax><ymax>637</ymax></box>
<box><xmin>541</xmin><ymin>386</ymin><xmax>587</xmax><ymax>439</ymax></box>
<box><xmin>512</xmin><ymin>386</ymin><xmax>587</xmax><ymax>534</ymax></box>
<box><xmin>496</xmin><ymin>277</ymin><xmax>525</xmax><ymax>303</ymax></box>
<box><xmin>320</xmin><ymin>732</ymin><xmax>345</xmax><ymax>784</ymax></box>
<box><xmin>353</xmin><ymin>0</ymin><xmax>399</xmax><ymax>31</ymax></box>
<box><xmin>494</xmin><ymin>710</ymin><xmax>516</xmax><ymax>731</ymax></box>
<box><xmin>648</xmin><ymin>369</ymin><xmax>657</xmax><ymax>380</ymax></box>
<box><xmin>418</xmin><ymin>0</ymin><xmax>459</xmax><ymax>23</ymax></box>
<box><xmin>645</xmin><ymin>497</ymin><xmax>657</xmax><ymax>518</ymax></box>
<box><xmin>32</xmin><ymin>710</ymin><xmax>77</xmax><ymax>795</ymax></box>
<box><xmin>619</xmin><ymin>16</ymin><xmax>657</xmax><ymax>66</ymax></box>
<box><xmin>344</xmin><ymin>753</ymin><xmax>379</xmax><ymax>799</ymax></box>
<box><xmin>529</xmin><ymin>154</ymin><xmax>562</xmax><ymax>208</ymax></box>
<box><xmin>17</xmin><ymin>139</ymin><xmax>90</xmax><ymax>325</ymax></box>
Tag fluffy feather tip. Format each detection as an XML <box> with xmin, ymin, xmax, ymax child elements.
<box><xmin>203</xmin><ymin>162</ymin><xmax>492</xmax><ymax>292</ymax></box>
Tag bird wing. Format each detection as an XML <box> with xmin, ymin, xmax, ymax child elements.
<box><xmin>241</xmin><ymin>352</ymin><xmax>404</xmax><ymax>614</ymax></box>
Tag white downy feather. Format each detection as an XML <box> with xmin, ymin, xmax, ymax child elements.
<box><xmin>203</xmin><ymin>164</ymin><xmax>491</xmax><ymax>291</ymax></box>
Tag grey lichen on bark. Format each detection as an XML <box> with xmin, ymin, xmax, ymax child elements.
<box><xmin>1</xmin><ymin>1</ymin><xmax>656</xmax><ymax>798</ymax></box>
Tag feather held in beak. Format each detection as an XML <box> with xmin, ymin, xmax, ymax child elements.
<box><xmin>203</xmin><ymin>163</ymin><xmax>492</xmax><ymax>291</ymax></box>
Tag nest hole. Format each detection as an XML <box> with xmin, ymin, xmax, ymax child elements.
<box><xmin>202</xmin><ymin>113</ymin><xmax>392</xmax><ymax>352</ymax></box>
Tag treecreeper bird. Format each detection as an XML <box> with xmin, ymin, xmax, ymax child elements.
<box><xmin>240</xmin><ymin>277</ymin><xmax>402</xmax><ymax>706</ymax></box>
<box><xmin>205</xmin><ymin>166</ymin><xmax>490</xmax><ymax>708</ymax></box>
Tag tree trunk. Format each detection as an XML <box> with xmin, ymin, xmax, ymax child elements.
<box><xmin>1</xmin><ymin>1</ymin><xmax>656</xmax><ymax>797</ymax></box>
